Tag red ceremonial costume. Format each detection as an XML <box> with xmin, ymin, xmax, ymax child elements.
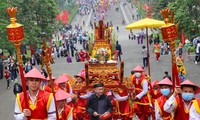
<box><xmin>75</xmin><ymin>93</ymin><xmax>90</xmax><ymax>119</ymax></box>
<box><xmin>164</xmin><ymin>80</ymin><xmax>200</xmax><ymax>120</ymax></box>
<box><xmin>155</xmin><ymin>96</ymin><xmax>172</xmax><ymax>120</ymax></box>
<box><xmin>16</xmin><ymin>90</ymin><xmax>53</xmax><ymax>119</ymax></box>
<box><xmin>14</xmin><ymin>67</ymin><xmax>56</xmax><ymax>119</ymax></box>
<box><xmin>43</xmin><ymin>75</ymin><xmax>59</xmax><ymax>93</ymax></box>
<box><xmin>54</xmin><ymin>74</ymin><xmax>72</xmax><ymax>93</ymax></box>
<box><xmin>132</xmin><ymin>75</ymin><xmax>152</xmax><ymax>118</ymax></box>
<box><xmin>173</xmin><ymin>96</ymin><xmax>193</xmax><ymax>120</ymax></box>
<box><xmin>132</xmin><ymin>65</ymin><xmax>152</xmax><ymax>120</ymax></box>
<box><xmin>79</xmin><ymin>50</ymin><xmax>85</xmax><ymax>62</ymax></box>
<box><xmin>115</xmin><ymin>90</ymin><xmax>132</xmax><ymax>120</ymax></box>
<box><xmin>106</xmin><ymin>91</ymin><xmax>119</xmax><ymax>119</ymax></box>
<box><xmin>151</xmin><ymin>80</ymin><xmax>162</xmax><ymax>99</ymax></box>
<box><xmin>43</xmin><ymin>84</ymin><xmax>59</xmax><ymax>93</ymax></box>
<box><xmin>55</xmin><ymin>89</ymin><xmax>73</xmax><ymax>120</ymax></box>
<box><xmin>58</xmin><ymin>105</ymin><xmax>73</xmax><ymax>120</ymax></box>
<box><xmin>154</xmin><ymin>77</ymin><xmax>173</xmax><ymax>120</ymax></box>
<box><xmin>73</xmin><ymin>69</ymin><xmax>90</xmax><ymax>119</ymax></box>
<box><xmin>153</xmin><ymin>43</ymin><xmax>160</xmax><ymax>61</ymax></box>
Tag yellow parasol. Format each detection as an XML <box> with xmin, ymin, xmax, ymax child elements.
<box><xmin>126</xmin><ymin>18</ymin><xmax>165</xmax><ymax>77</ymax></box>
<box><xmin>126</xmin><ymin>18</ymin><xmax>165</xmax><ymax>30</ymax></box>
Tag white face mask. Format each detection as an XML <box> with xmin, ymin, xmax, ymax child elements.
<box><xmin>135</xmin><ymin>72</ymin><xmax>142</xmax><ymax>78</ymax></box>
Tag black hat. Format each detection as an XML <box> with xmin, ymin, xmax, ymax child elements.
<box><xmin>94</xmin><ymin>83</ymin><xmax>104</xmax><ymax>88</ymax></box>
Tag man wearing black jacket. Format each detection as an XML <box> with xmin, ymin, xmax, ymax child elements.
<box><xmin>86</xmin><ymin>83</ymin><xmax>113</xmax><ymax>120</ymax></box>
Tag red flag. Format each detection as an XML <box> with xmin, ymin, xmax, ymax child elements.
<box><xmin>181</xmin><ymin>30</ymin><xmax>186</xmax><ymax>44</ymax></box>
<box><xmin>30</xmin><ymin>45</ymin><xmax>34</xmax><ymax>56</ymax></box>
<box><xmin>61</xmin><ymin>10</ymin><xmax>68</xmax><ymax>25</ymax></box>
<box><xmin>173</xmin><ymin>63</ymin><xmax>187</xmax><ymax>120</ymax></box>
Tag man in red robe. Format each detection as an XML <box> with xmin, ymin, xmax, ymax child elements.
<box><xmin>54</xmin><ymin>74</ymin><xmax>72</xmax><ymax>94</ymax></box>
<box><xmin>55</xmin><ymin>89</ymin><xmax>73</xmax><ymax>120</ymax></box>
<box><xmin>132</xmin><ymin>65</ymin><xmax>153</xmax><ymax>120</ymax></box>
<box><xmin>14</xmin><ymin>67</ymin><xmax>56</xmax><ymax>119</ymax></box>
<box><xmin>43</xmin><ymin>76</ymin><xmax>59</xmax><ymax>93</ymax></box>
<box><xmin>79</xmin><ymin>49</ymin><xmax>85</xmax><ymax>62</ymax></box>
<box><xmin>73</xmin><ymin>69</ymin><xmax>91</xmax><ymax>119</ymax></box>
<box><xmin>113</xmin><ymin>90</ymin><xmax>132</xmax><ymax>120</ymax></box>
<box><xmin>164</xmin><ymin>79</ymin><xmax>200</xmax><ymax>120</ymax></box>
<box><xmin>154</xmin><ymin>78</ymin><xmax>174</xmax><ymax>119</ymax></box>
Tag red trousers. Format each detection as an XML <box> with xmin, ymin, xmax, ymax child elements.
<box><xmin>155</xmin><ymin>53</ymin><xmax>160</xmax><ymax>61</ymax></box>
<box><xmin>134</xmin><ymin>104</ymin><xmax>152</xmax><ymax>120</ymax></box>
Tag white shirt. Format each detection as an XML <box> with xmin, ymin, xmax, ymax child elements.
<box><xmin>14</xmin><ymin>91</ymin><xmax>56</xmax><ymax>120</ymax></box>
<box><xmin>196</xmin><ymin>43</ymin><xmax>200</xmax><ymax>53</ymax></box>
<box><xmin>113</xmin><ymin>92</ymin><xmax>129</xmax><ymax>101</ymax></box>
<box><xmin>136</xmin><ymin>79</ymin><xmax>148</xmax><ymax>99</ymax></box>
<box><xmin>190</xmin><ymin>104</ymin><xmax>200</xmax><ymax>120</ymax></box>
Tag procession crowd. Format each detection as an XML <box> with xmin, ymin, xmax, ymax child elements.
<box><xmin>1</xmin><ymin>0</ymin><xmax>200</xmax><ymax>120</ymax></box>
<box><xmin>11</xmin><ymin>64</ymin><xmax>200</xmax><ymax>120</ymax></box>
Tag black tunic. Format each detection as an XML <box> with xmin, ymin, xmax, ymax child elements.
<box><xmin>86</xmin><ymin>93</ymin><xmax>113</xmax><ymax>120</ymax></box>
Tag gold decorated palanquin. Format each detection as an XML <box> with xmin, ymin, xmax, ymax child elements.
<box><xmin>71</xmin><ymin>61</ymin><xmax>134</xmax><ymax>93</ymax></box>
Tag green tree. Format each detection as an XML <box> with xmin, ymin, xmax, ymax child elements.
<box><xmin>167</xmin><ymin>0</ymin><xmax>200</xmax><ymax>37</ymax></box>
<box><xmin>10</xmin><ymin>0</ymin><xmax>58</xmax><ymax>45</ymax></box>
<box><xmin>0</xmin><ymin>1</ymin><xmax>15</xmax><ymax>55</ymax></box>
<box><xmin>152</xmin><ymin>0</ymin><xmax>200</xmax><ymax>38</ymax></box>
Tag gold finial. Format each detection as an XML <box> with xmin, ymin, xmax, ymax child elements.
<box><xmin>160</xmin><ymin>9</ymin><xmax>171</xmax><ymax>24</ymax></box>
<box><xmin>7</xmin><ymin>7</ymin><xmax>17</xmax><ymax>18</ymax></box>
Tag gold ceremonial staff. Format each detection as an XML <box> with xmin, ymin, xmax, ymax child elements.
<box><xmin>6</xmin><ymin>7</ymin><xmax>30</xmax><ymax>120</ymax></box>
<box><xmin>160</xmin><ymin>8</ymin><xmax>185</xmax><ymax>120</ymax></box>
<box><xmin>41</xmin><ymin>39</ymin><xmax>59</xmax><ymax>119</ymax></box>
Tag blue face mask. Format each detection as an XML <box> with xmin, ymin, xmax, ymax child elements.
<box><xmin>160</xmin><ymin>88</ymin><xmax>170</xmax><ymax>96</ymax></box>
<box><xmin>182</xmin><ymin>93</ymin><xmax>194</xmax><ymax>101</ymax></box>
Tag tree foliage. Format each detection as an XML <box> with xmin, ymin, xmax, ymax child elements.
<box><xmin>153</xmin><ymin>0</ymin><xmax>200</xmax><ymax>38</ymax></box>
<box><xmin>0</xmin><ymin>0</ymin><xmax>59</xmax><ymax>55</ymax></box>
<box><xmin>0</xmin><ymin>1</ymin><xmax>15</xmax><ymax>55</ymax></box>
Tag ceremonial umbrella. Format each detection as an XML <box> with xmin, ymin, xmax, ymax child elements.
<box><xmin>126</xmin><ymin>18</ymin><xmax>165</xmax><ymax>77</ymax></box>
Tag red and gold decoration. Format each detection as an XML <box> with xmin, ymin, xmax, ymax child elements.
<box><xmin>160</xmin><ymin>9</ymin><xmax>178</xmax><ymax>41</ymax></box>
<box><xmin>71</xmin><ymin>20</ymin><xmax>134</xmax><ymax>94</ymax></box>
<box><xmin>6</xmin><ymin>7</ymin><xmax>29</xmax><ymax>116</ymax></box>
<box><xmin>41</xmin><ymin>39</ymin><xmax>59</xmax><ymax>119</ymax></box>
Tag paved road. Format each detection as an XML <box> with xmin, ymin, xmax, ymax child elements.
<box><xmin>0</xmin><ymin>1</ymin><xmax>199</xmax><ymax>120</ymax></box>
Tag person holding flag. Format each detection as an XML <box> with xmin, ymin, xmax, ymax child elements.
<box><xmin>164</xmin><ymin>80</ymin><xmax>200</xmax><ymax>119</ymax></box>
<box><xmin>14</xmin><ymin>67</ymin><xmax>56</xmax><ymax>120</ymax></box>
